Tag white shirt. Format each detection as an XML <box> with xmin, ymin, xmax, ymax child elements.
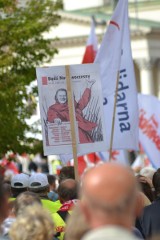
<box><xmin>82</xmin><ymin>226</ymin><xmax>140</xmax><ymax>240</ymax></box>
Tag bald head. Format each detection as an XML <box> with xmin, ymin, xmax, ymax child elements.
<box><xmin>58</xmin><ymin>179</ymin><xmax>78</xmax><ymax>203</ymax></box>
<box><xmin>82</xmin><ymin>163</ymin><xmax>136</xmax><ymax>206</ymax></box>
<box><xmin>81</xmin><ymin>163</ymin><xmax>138</xmax><ymax>229</ymax></box>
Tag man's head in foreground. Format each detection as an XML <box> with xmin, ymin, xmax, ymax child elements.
<box><xmin>81</xmin><ymin>163</ymin><xmax>138</xmax><ymax>230</ymax></box>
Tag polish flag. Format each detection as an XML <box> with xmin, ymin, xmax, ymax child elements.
<box><xmin>82</xmin><ymin>19</ymin><xmax>98</xmax><ymax>63</ymax></box>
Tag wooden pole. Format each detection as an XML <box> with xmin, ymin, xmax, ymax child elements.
<box><xmin>65</xmin><ymin>65</ymin><xmax>79</xmax><ymax>181</ymax></box>
<box><xmin>109</xmin><ymin>71</ymin><xmax>120</xmax><ymax>161</ymax></box>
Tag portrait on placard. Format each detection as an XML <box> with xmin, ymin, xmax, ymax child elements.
<box><xmin>47</xmin><ymin>78</ymin><xmax>103</xmax><ymax>144</ymax></box>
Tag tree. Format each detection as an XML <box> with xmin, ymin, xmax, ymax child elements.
<box><xmin>0</xmin><ymin>0</ymin><xmax>62</xmax><ymax>156</ymax></box>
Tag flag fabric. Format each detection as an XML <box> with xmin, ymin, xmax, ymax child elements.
<box><xmin>97</xmin><ymin>150</ymin><xmax>129</xmax><ymax>166</ymax></box>
<box><xmin>60</xmin><ymin>153</ymin><xmax>101</xmax><ymax>176</ymax></box>
<box><xmin>60</xmin><ymin>150</ymin><xmax>129</xmax><ymax>176</ymax></box>
<box><xmin>82</xmin><ymin>19</ymin><xmax>98</xmax><ymax>63</ymax></box>
<box><xmin>95</xmin><ymin>0</ymin><xmax>139</xmax><ymax>150</ymax></box>
<box><xmin>138</xmin><ymin>94</ymin><xmax>160</xmax><ymax>169</ymax></box>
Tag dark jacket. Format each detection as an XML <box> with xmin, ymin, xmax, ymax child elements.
<box><xmin>140</xmin><ymin>197</ymin><xmax>160</xmax><ymax>238</ymax></box>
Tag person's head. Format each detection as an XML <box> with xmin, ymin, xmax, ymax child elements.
<box><xmin>11</xmin><ymin>173</ymin><xmax>29</xmax><ymax>198</ymax></box>
<box><xmin>0</xmin><ymin>177</ymin><xmax>9</xmax><ymax>225</ymax></box>
<box><xmin>59</xmin><ymin>166</ymin><xmax>75</xmax><ymax>184</ymax></box>
<box><xmin>14</xmin><ymin>191</ymin><xmax>42</xmax><ymax>216</ymax></box>
<box><xmin>58</xmin><ymin>179</ymin><xmax>78</xmax><ymax>203</ymax></box>
<box><xmin>81</xmin><ymin>163</ymin><xmax>138</xmax><ymax>230</ymax></box>
<box><xmin>153</xmin><ymin>168</ymin><xmax>160</xmax><ymax>198</ymax></box>
<box><xmin>55</xmin><ymin>89</ymin><xmax>67</xmax><ymax>104</ymax></box>
<box><xmin>47</xmin><ymin>174</ymin><xmax>56</xmax><ymax>191</ymax></box>
<box><xmin>140</xmin><ymin>167</ymin><xmax>156</xmax><ymax>180</ymax></box>
<box><xmin>136</xmin><ymin>175</ymin><xmax>154</xmax><ymax>202</ymax></box>
<box><xmin>28</xmin><ymin>173</ymin><xmax>49</xmax><ymax>198</ymax></box>
<box><xmin>9</xmin><ymin>204</ymin><xmax>54</xmax><ymax>240</ymax></box>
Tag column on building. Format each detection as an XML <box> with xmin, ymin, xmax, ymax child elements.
<box><xmin>136</xmin><ymin>59</ymin><xmax>155</xmax><ymax>95</ymax></box>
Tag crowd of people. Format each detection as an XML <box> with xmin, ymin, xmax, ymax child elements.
<box><xmin>0</xmin><ymin>164</ymin><xmax>160</xmax><ymax>240</ymax></box>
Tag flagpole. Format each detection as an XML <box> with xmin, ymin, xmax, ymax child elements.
<box><xmin>109</xmin><ymin>71</ymin><xmax>119</xmax><ymax>161</ymax></box>
<box><xmin>65</xmin><ymin>65</ymin><xmax>79</xmax><ymax>181</ymax></box>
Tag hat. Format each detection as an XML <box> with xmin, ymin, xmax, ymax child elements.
<box><xmin>11</xmin><ymin>173</ymin><xmax>29</xmax><ymax>188</ymax></box>
<box><xmin>29</xmin><ymin>173</ymin><xmax>49</xmax><ymax>189</ymax></box>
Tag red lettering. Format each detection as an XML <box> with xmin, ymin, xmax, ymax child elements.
<box><xmin>155</xmin><ymin>137</ymin><xmax>160</xmax><ymax>150</ymax></box>
<box><xmin>150</xmin><ymin>115</ymin><xmax>159</xmax><ymax>128</ymax></box>
<box><xmin>139</xmin><ymin>110</ymin><xmax>148</xmax><ymax>129</ymax></box>
<box><xmin>139</xmin><ymin>109</ymin><xmax>160</xmax><ymax>151</ymax></box>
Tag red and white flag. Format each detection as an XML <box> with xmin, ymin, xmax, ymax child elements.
<box><xmin>82</xmin><ymin>19</ymin><xmax>98</xmax><ymax>63</ymax></box>
<box><xmin>60</xmin><ymin>150</ymin><xmax>129</xmax><ymax>176</ymax></box>
<box><xmin>138</xmin><ymin>94</ymin><xmax>160</xmax><ymax>169</ymax></box>
<box><xmin>95</xmin><ymin>0</ymin><xmax>139</xmax><ymax>150</ymax></box>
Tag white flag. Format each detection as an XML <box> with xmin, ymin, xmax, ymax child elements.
<box><xmin>138</xmin><ymin>94</ymin><xmax>160</xmax><ymax>169</ymax></box>
<box><xmin>95</xmin><ymin>0</ymin><xmax>139</xmax><ymax>150</ymax></box>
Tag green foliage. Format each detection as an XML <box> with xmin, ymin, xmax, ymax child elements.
<box><xmin>0</xmin><ymin>0</ymin><xmax>62</xmax><ymax>155</ymax></box>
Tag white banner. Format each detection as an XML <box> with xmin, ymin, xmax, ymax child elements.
<box><xmin>138</xmin><ymin>94</ymin><xmax>160</xmax><ymax>169</ymax></box>
<box><xmin>95</xmin><ymin>0</ymin><xmax>139</xmax><ymax>150</ymax></box>
<box><xmin>36</xmin><ymin>63</ymin><xmax>107</xmax><ymax>155</ymax></box>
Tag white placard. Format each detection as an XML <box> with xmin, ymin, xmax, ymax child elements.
<box><xmin>36</xmin><ymin>63</ymin><xmax>107</xmax><ymax>155</ymax></box>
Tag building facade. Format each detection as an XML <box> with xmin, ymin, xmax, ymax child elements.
<box><xmin>46</xmin><ymin>0</ymin><xmax>160</xmax><ymax>97</ymax></box>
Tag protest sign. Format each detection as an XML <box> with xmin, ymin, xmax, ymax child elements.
<box><xmin>36</xmin><ymin>63</ymin><xmax>107</xmax><ymax>156</ymax></box>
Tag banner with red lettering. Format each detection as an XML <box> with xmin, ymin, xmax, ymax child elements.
<box><xmin>95</xmin><ymin>0</ymin><xmax>139</xmax><ymax>150</ymax></box>
<box><xmin>138</xmin><ymin>94</ymin><xmax>160</xmax><ymax>168</ymax></box>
